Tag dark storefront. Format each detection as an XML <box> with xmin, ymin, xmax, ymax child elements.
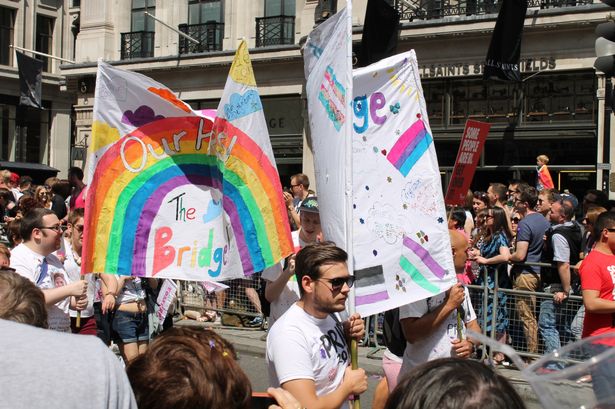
<box><xmin>423</xmin><ymin>69</ymin><xmax>597</xmax><ymax>196</ymax></box>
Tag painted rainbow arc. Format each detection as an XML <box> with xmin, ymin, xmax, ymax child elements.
<box><xmin>82</xmin><ymin>116</ymin><xmax>293</xmax><ymax>277</ymax></box>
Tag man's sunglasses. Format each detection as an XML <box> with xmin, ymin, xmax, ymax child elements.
<box><xmin>317</xmin><ymin>276</ymin><xmax>356</xmax><ymax>291</ymax></box>
<box><xmin>36</xmin><ymin>225</ymin><xmax>63</xmax><ymax>232</ymax></box>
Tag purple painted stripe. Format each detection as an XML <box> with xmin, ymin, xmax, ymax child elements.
<box><xmin>132</xmin><ymin>175</ymin><xmax>251</xmax><ymax>276</ymax></box>
<box><xmin>355</xmin><ymin>290</ymin><xmax>390</xmax><ymax>306</ymax></box>
<box><xmin>402</xmin><ymin>235</ymin><xmax>447</xmax><ymax>279</ymax></box>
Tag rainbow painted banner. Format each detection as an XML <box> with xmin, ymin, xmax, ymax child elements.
<box><xmin>83</xmin><ymin>42</ymin><xmax>293</xmax><ymax>280</ymax></box>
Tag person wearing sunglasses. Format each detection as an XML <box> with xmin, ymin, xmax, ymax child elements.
<box><xmin>536</xmin><ymin>188</ymin><xmax>559</xmax><ymax>217</ymax></box>
<box><xmin>539</xmin><ymin>199</ymin><xmax>582</xmax><ymax>362</ymax></box>
<box><xmin>63</xmin><ymin>208</ymin><xmax>117</xmax><ymax>337</ymax></box>
<box><xmin>9</xmin><ymin>208</ymin><xmax>87</xmax><ymax>332</ymax></box>
<box><xmin>267</xmin><ymin>241</ymin><xmax>367</xmax><ymax>409</ymax></box>
<box><xmin>508</xmin><ymin>186</ymin><xmax>550</xmax><ymax>355</ymax></box>
<box><xmin>579</xmin><ymin>211</ymin><xmax>615</xmax><ymax>403</ymax></box>
<box><xmin>469</xmin><ymin>207</ymin><xmax>513</xmax><ymax>365</ymax></box>
<box><xmin>510</xmin><ymin>212</ymin><xmax>522</xmax><ymax>248</ymax></box>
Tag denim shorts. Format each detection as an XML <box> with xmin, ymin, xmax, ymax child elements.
<box><xmin>112</xmin><ymin>310</ymin><xmax>149</xmax><ymax>344</ymax></box>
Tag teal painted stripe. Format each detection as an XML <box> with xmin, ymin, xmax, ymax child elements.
<box><xmin>399</xmin><ymin>255</ymin><xmax>440</xmax><ymax>294</ymax></box>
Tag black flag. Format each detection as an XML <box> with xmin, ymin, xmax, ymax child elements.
<box><xmin>483</xmin><ymin>0</ymin><xmax>527</xmax><ymax>82</ymax></box>
<box><xmin>16</xmin><ymin>51</ymin><xmax>43</xmax><ymax>109</ymax></box>
<box><xmin>356</xmin><ymin>0</ymin><xmax>399</xmax><ymax>68</ymax></box>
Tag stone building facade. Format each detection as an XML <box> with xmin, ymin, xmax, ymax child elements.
<box><xmin>2</xmin><ymin>0</ymin><xmax>609</xmax><ymax>194</ymax></box>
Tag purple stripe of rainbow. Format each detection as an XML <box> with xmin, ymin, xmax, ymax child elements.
<box><xmin>402</xmin><ymin>235</ymin><xmax>447</xmax><ymax>279</ymax></box>
<box><xmin>131</xmin><ymin>174</ymin><xmax>252</xmax><ymax>277</ymax></box>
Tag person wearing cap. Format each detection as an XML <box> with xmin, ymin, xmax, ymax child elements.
<box><xmin>8</xmin><ymin>173</ymin><xmax>20</xmax><ymax>201</ymax></box>
<box><xmin>262</xmin><ymin>197</ymin><xmax>322</xmax><ymax>328</ymax></box>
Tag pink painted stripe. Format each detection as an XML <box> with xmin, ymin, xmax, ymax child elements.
<box><xmin>387</xmin><ymin>120</ymin><xmax>426</xmax><ymax>165</ymax></box>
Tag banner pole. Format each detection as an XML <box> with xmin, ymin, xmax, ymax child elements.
<box><xmin>10</xmin><ymin>44</ymin><xmax>75</xmax><ymax>64</ymax></box>
<box><xmin>75</xmin><ymin>273</ymin><xmax>84</xmax><ymax>328</ymax></box>
<box><xmin>447</xmin><ymin>208</ymin><xmax>463</xmax><ymax>341</ymax></box>
<box><xmin>342</xmin><ymin>2</ymin><xmax>359</xmax><ymax>408</ymax></box>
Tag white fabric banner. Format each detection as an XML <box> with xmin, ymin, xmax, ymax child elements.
<box><xmin>351</xmin><ymin>51</ymin><xmax>456</xmax><ymax>317</ymax></box>
<box><xmin>84</xmin><ymin>47</ymin><xmax>293</xmax><ymax>281</ymax></box>
<box><xmin>303</xmin><ymin>5</ymin><xmax>353</xmax><ymax>250</ymax></box>
<box><xmin>156</xmin><ymin>279</ymin><xmax>178</xmax><ymax>322</ymax></box>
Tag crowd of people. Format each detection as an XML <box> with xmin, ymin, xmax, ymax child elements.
<box><xmin>1</xmin><ymin>161</ymin><xmax>615</xmax><ymax>408</ymax></box>
<box><xmin>447</xmin><ymin>179</ymin><xmax>615</xmax><ymax>363</ymax></box>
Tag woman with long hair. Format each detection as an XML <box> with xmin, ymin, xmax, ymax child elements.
<box><xmin>470</xmin><ymin>206</ymin><xmax>513</xmax><ymax>364</ymax></box>
<box><xmin>34</xmin><ymin>185</ymin><xmax>52</xmax><ymax>210</ymax></box>
<box><xmin>466</xmin><ymin>208</ymin><xmax>489</xmax><ymax>284</ymax></box>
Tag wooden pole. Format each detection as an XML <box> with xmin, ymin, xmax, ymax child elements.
<box><xmin>351</xmin><ymin>339</ymin><xmax>360</xmax><ymax>409</ymax></box>
<box><xmin>75</xmin><ymin>273</ymin><xmax>84</xmax><ymax>328</ymax></box>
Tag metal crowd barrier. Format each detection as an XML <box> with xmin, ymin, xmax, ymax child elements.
<box><xmin>362</xmin><ymin>261</ymin><xmax>586</xmax><ymax>363</ymax></box>
<box><xmin>176</xmin><ymin>260</ymin><xmax>587</xmax><ymax>358</ymax></box>
<box><xmin>177</xmin><ymin>276</ymin><xmax>265</xmax><ymax>328</ymax></box>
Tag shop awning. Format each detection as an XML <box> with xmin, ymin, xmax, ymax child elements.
<box><xmin>0</xmin><ymin>161</ymin><xmax>60</xmax><ymax>184</ymax></box>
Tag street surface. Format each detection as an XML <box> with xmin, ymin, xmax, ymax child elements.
<box><xmin>235</xmin><ymin>350</ymin><xmax>545</xmax><ymax>409</ymax></box>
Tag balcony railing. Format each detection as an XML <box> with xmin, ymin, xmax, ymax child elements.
<box><xmin>255</xmin><ymin>15</ymin><xmax>295</xmax><ymax>47</ymax></box>
<box><xmin>178</xmin><ymin>22</ymin><xmax>224</xmax><ymax>54</ymax></box>
<box><xmin>394</xmin><ymin>0</ymin><xmax>594</xmax><ymax>21</ymax></box>
<box><xmin>120</xmin><ymin>31</ymin><xmax>154</xmax><ymax>60</ymax></box>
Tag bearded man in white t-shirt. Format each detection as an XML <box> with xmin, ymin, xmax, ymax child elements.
<box><xmin>10</xmin><ymin>208</ymin><xmax>87</xmax><ymax>332</ymax></box>
<box><xmin>267</xmin><ymin>242</ymin><xmax>367</xmax><ymax>409</ymax></box>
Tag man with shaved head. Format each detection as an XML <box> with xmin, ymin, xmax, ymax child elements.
<box><xmin>398</xmin><ymin>229</ymin><xmax>481</xmax><ymax>377</ymax></box>
<box><xmin>450</xmin><ymin>229</ymin><xmax>469</xmax><ymax>275</ymax></box>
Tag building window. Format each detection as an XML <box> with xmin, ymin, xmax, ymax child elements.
<box><xmin>36</xmin><ymin>15</ymin><xmax>54</xmax><ymax>72</ymax></box>
<box><xmin>0</xmin><ymin>7</ymin><xmax>14</xmax><ymax>66</ymax></box>
<box><xmin>0</xmin><ymin>104</ymin><xmax>10</xmax><ymax>160</ymax></box>
<box><xmin>179</xmin><ymin>0</ymin><xmax>224</xmax><ymax>54</ymax></box>
<box><xmin>524</xmin><ymin>73</ymin><xmax>595</xmax><ymax>123</ymax></box>
<box><xmin>265</xmin><ymin>0</ymin><xmax>296</xmax><ymax>16</ymax></box>
<box><xmin>131</xmin><ymin>0</ymin><xmax>155</xmax><ymax>32</ymax></box>
<box><xmin>121</xmin><ymin>0</ymin><xmax>155</xmax><ymax>59</ymax></box>
<box><xmin>256</xmin><ymin>0</ymin><xmax>295</xmax><ymax>47</ymax></box>
<box><xmin>189</xmin><ymin>0</ymin><xmax>223</xmax><ymax>25</ymax></box>
<box><xmin>423</xmin><ymin>71</ymin><xmax>596</xmax><ymax>129</ymax></box>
